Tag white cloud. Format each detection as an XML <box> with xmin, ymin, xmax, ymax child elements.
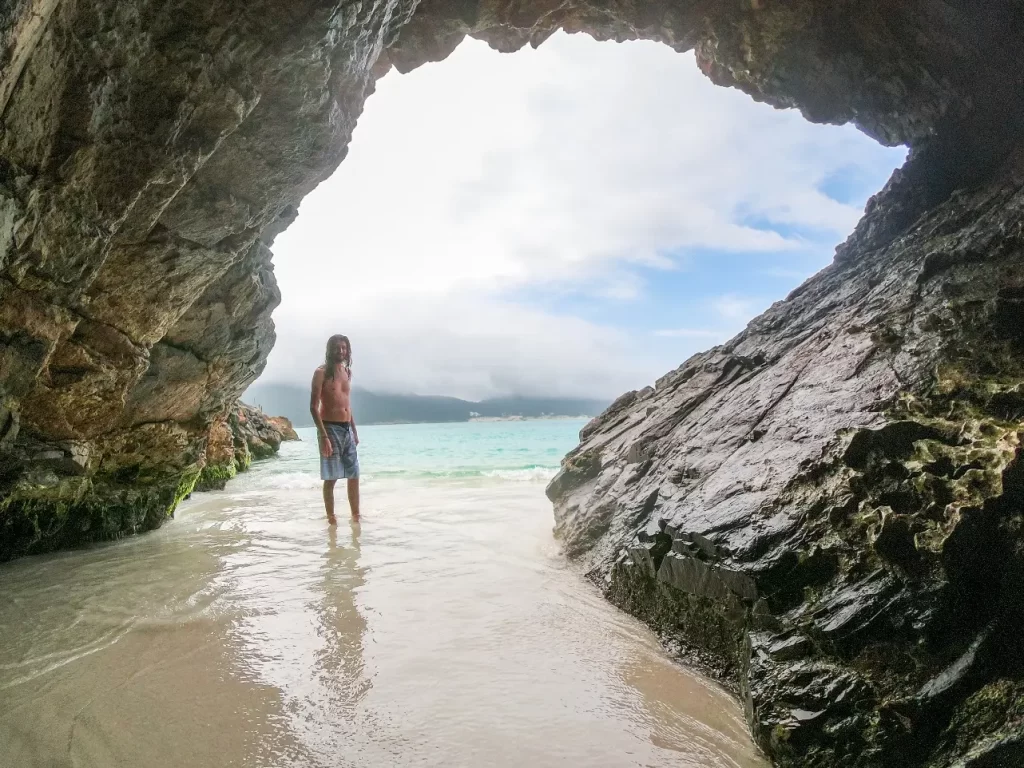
<box><xmin>260</xmin><ymin>33</ymin><xmax>903</xmax><ymax>399</ymax></box>
<box><xmin>653</xmin><ymin>329</ymin><xmax>727</xmax><ymax>339</ymax></box>
<box><xmin>650</xmin><ymin>293</ymin><xmax>771</xmax><ymax>351</ymax></box>
<box><xmin>710</xmin><ymin>294</ymin><xmax>763</xmax><ymax>322</ymax></box>
<box><xmin>267</xmin><ymin>296</ymin><xmax>663</xmax><ymax>400</ymax></box>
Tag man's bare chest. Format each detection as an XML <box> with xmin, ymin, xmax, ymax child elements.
<box><xmin>322</xmin><ymin>375</ymin><xmax>351</xmax><ymax>399</ymax></box>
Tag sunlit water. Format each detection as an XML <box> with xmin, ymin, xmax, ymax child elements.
<box><xmin>0</xmin><ymin>421</ymin><xmax>765</xmax><ymax>767</ymax></box>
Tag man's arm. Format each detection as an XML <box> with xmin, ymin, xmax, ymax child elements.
<box><xmin>349</xmin><ymin>370</ymin><xmax>358</xmax><ymax>445</ymax></box>
<box><xmin>310</xmin><ymin>368</ymin><xmax>332</xmax><ymax>456</ymax></box>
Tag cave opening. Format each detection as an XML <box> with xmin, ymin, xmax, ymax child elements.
<box><xmin>247</xmin><ymin>33</ymin><xmax>905</xmax><ymax>417</ymax></box>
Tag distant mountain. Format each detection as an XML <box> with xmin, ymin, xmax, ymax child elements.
<box><xmin>243</xmin><ymin>382</ymin><xmax>608</xmax><ymax>427</ymax></box>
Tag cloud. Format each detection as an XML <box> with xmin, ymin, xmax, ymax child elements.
<box><xmin>259</xmin><ymin>33</ymin><xmax>904</xmax><ymax>399</ymax></box>
<box><xmin>650</xmin><ymin>293</ymin><xmax>771</xmax><ymax>350</ymax></box>
<box><xmin>711</xmin><ymin>294</ymin><xmax>762</xmax><ymax>322</ymax></box>
<box><xmin>652</xmin><ymin>328</ymin><xmax>725</xmax><ymax>339</ymax></box>
<box><xmin>266</xmin><ymin>296</ymin><xmax>663</xmax><ymax>401</ymax></box>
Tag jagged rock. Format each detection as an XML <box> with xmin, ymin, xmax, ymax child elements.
<box><xmin>233</xmin><ymin>402</ymin><xmax>288</xmax><ymax>461</ymax></box>
<box><xmin>2</xmin><ymin>1</ymin><xmax>1024</xmax><ymax>765</ymax></box>
<box><xmin>194</xmin><ymin>402</ymin><xmax>297</xmax><ymax>492</ymax></box>
<box><xmin>195</xmin><ymin>417</ymin><xmax>238</xmax><ymax>492</ymax></box>
<box><xmin>268</xmin><ymin>415</ymin><xmax>299</xmax><ymax>442</ymax></box>
<box><xmin>548</xmin><ymin>140</ymin><xmax>1024</xmax><ymax>766</ymax></box>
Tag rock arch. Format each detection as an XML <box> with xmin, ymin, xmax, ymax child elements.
<box><xmin>1</xmin><ymin>1</ymin><xmax>1023</xmax><ymax>764</ymax></box>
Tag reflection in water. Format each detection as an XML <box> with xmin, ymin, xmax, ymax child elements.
<box><xmin>319</xmin><ymin>522</ymin><xmax>368</xmax><ymax>720</ymax></box>
<box><xmin>309</xmin><ymin>523</ymin><xmax>372</xmax><ymax>751</ymax></box>
<box><xmin>208</xmin><ymin>502</ymin><xmax>375</xmax><ymax>765</ymax></box>
<box><xmin>0</xmin><ymin>441</ymin><xmax>766</xmax><ymax>768</ymax></box>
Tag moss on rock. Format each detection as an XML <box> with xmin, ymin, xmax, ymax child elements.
<box><xmin>190</xmin><ymin>402</ymin><xmax>293</xmax><ymax>495</ymax></box>
<box><xmin>195</xmin><ymin>461</ymin><xmax>237</xmax><ymax>492</ymax></box>
<box><xmin>0</xmin><ymin>469</ymin><xmax>199</xmax><ymax>561</ymax></box>
<box><xmin>938</xmin><ymin>680</ymin><xmax>1024</xmax><ymax>760</ymax></box>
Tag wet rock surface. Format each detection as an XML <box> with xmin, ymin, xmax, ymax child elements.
<box><xmin>194</xmin><ymin>402</ymin><xmax>298</xmax><ymax>492</ymax></box>
<box><xmin>2</xmin><ymin>1</ymin><xmax>1024</xmax><ymax>764</ymax></box>
<box><xmin>0</xmin><ymin>400</ymin><xmax>295</xmax><ymax>556</ymax></box>
<box><xmin>548</xmin><ymin>140</ymin><xmax>1024</xmax><ymax>766</ymax></box>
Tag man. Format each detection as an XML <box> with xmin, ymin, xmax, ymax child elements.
<box><xmin>310</xmin><ymin>334</ymin><xmax>360</xmax><ymax>524</ymax></box>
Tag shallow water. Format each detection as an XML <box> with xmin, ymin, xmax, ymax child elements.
<box><xmin>0</xmin><ymin>424</ymin><xmax>765</xmax><ymax>767</ymax></box>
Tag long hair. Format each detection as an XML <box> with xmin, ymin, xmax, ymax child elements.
<box><xmin>324</xmin><ymin>334</ymin><xmax>352</xmax><ymax>380</ymax></box>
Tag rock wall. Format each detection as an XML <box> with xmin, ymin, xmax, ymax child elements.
<box><xmin>194</xmin><ymin>402</ymin><xmax>298</xmax><ymax>492</ymax></box>
<box><xmin>548</xmin><ymin>141</ymin><xmax>1024</xmax><ymax>765</ymax></box>
<box><xmin>1</xmin><ymin>1</ymin><xmax>1024</xmax><ymax>763</ymax></box>
<box><xmin>0</xmin><ymin>0</ymin><xmax>406</xmax><ymax>560</ymax></box>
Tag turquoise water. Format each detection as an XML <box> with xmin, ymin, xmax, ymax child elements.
<box><xmin>286</xmin><ymin>419</ymin><xmax>588</xmax><ymax>484</ymax></box>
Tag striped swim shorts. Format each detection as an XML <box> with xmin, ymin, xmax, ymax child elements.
<box><xmin>320</xmin><ymin>422</ymin><xmax>359</xmax><ymax>480</ymax></box>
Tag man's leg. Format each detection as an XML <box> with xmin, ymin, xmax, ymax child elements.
<box><xmin>347</xmin><ymin>478</ymin><xmax>360</xmax><ymax>521</ymax></box>
<box><xmin>323</xmin><ymin>480</ymin><xmax>337</xmax><ymax>524</ymax></box>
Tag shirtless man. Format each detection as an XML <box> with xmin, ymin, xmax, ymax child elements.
<box><xmin>310</xmin><ymin>334</ymin><xmax>360</xmax><ymax>524</ymax></box>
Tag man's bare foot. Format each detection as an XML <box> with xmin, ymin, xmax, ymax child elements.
<box><xmin>350</xmin><ymin>515</ymin><xmax>360</xmax><ymax>523</ymax></box>
<box><xmin>327</xmin><ymin>515</ymin><xmax>337</xmax><ymax>526</ymax></box>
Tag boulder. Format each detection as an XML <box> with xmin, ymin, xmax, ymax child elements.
<box><xmin>194</xmin><ymin>402</ymin><xmax>296</xmax><ymax>492</ymax></box>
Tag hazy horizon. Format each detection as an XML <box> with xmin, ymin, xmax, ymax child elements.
<box><xmin>246</xmin><ymin>379</ymin><xmax>612</xmax><ymax>405</ymax></box>
<box><xmin>257</xmin><ymin>32</ymin><xmax>906</xmax><ymax>401</ymax></box>
<box><xmin>243</xmin><ymin>380</ymin><xmax>611</xmax><ymax>426</ymax></box>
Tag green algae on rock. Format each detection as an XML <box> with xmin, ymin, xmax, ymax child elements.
<box><xmin>0</xmin><ymin>470</ymin><xmax>199</xmax><ymax>562</ymax></box>
<box><xmin>195</xmin><ymin>403</ymin><xmax>298</xmax><ymax>492</ymax></box>
<box><xmin>0</xmin><ymin>402</ymin><xmax>296</xmax><ymax>557</ymax></box>
<box><xmin>194</xmin><ymin>462</ymin><xmax>237</xmax><ymax>494</ymax></box>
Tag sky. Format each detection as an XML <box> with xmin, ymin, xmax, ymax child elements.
<box><xmin>257</xmin><ymin>33</ymin><xmax>906</xmax><ymax>402</ymax></box>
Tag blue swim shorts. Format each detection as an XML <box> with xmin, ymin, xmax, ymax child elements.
<box><xmin>320</xmin><ymin>422</ymin><xmax>359</xmax><ymax>480</ymax></box>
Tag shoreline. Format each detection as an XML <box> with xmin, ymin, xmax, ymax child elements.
<box><xmin>288</xmin><ymin>415</ymin><xmax>594</xmax><ymax>428</ymax></box>
<box><xmin>467</xmin><ymin>415</ymin><xmax>592</xmax><ymax>423</ymax></box>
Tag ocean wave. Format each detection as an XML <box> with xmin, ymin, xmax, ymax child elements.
<box><xmin>253</xmin><ymin>471</ymin><xmax>322</xmax><ymax>490</ymax></box>
<box><xmin>482</xmin><ymin>466</ymin><xmax>557</xmax><ymax>482</ymax></box>
<box><xmin>362</xmin><ymin>464</ymin><xmax>558</xmax><ymax>482</ymax></box>
<box><xmin>252</xmin><ymin>465</ymin><xmax>558</xmax><ymax>489</ymax></box>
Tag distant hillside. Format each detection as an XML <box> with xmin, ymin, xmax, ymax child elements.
<box><xmin>243</xmin><ymin>382</ymin><xmax>608</xmax><ymax>427</ymax></box>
